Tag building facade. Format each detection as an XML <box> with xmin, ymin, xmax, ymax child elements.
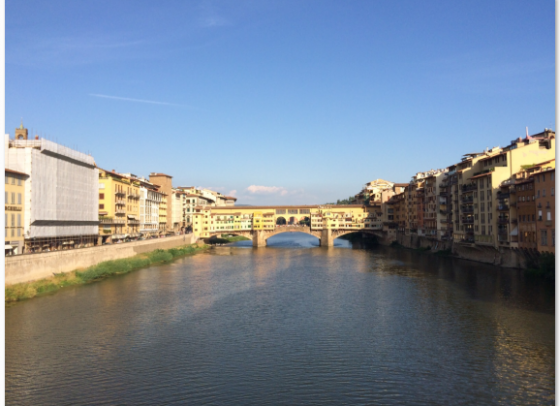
<box><xmin>5</xmin><ymin>127</ymin><xmax>99</xmax><ymax>252</ymax></box>
<box><xmin>5</xmin><ymin>169</ymin><xmax>28</xmax><ymax>255</ymax></box>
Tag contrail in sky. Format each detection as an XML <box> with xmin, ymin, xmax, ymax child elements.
<box><xmin>89</xmin><ymin>93</ymin><xmax>193</xmax><ymax>108</ymax></box>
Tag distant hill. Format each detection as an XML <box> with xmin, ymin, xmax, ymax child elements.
<box><xmin>235</xmin><ymin>204</ymin><xmax>252</xmax><ymax>206</ymax></box>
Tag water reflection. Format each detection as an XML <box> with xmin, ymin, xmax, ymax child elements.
<box><xmin>6</xmin><ymin>234</ymin><xmax>554</xmax><ymax>405</ymax></box>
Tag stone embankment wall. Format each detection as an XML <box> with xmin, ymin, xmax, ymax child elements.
<box><xmin>383</xmin><ymin>231</ymin><xmax>532</xmax><ymax>269</ymax></box>
<box><xmin>5</xmin><ymin>234</ymin><xmax>198</xmax><ymax>285</ymax></box>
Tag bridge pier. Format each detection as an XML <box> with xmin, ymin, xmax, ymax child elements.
<box><xmin>320</xmin><ymin>228</ymin><xmax>334</xmax><ymax>247</ymax></box>
<box><xmin>252</xmin><ymin>230</ymin><xmax>267</xmax><ymax>247</ymax></box>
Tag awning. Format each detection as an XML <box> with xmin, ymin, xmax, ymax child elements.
<box><xmin>99</xmin><ymin>211</ymin><xmax>108</xmax><ymax>216</ymax></box>
<box><xmin>510</xmin><ymin>227</ymin><xmax>518</xmax><ymax>236</ymax></box>
<box><xmin>5</xmin><ymin>245</ymin><xmax>13</xmax><ymax>250</ymax></box>
<box><xmin>127</xmin><ymin>215</ymin><xmax>137</xmax><ymax>220</ymax></box>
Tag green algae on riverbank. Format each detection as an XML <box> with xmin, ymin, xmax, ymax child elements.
<box><xmin>5</xmin><ymin>243</ymin><xmax>208</xmax><ymax>304</ymax></box>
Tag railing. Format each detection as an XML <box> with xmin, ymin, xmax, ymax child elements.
<box><xmin>115</xmin><ymin>209</ymin><xmax>126</xmax><ymax>214</ymax></box>
<box><xmin>128</xmin><ymin>220</ymin><xmax>140</xmax><ymax>225</ymax></box>
<box><xmin>497</xmin><ymin>205</ymin><xmax>509</xmax><ymax>211</ymax></box>
<box><xmin>128</xmin><ymin>193</ymin><xmax>140</xmax><ymax>199</ymax></box>
<box><xmin>100</xmin><ymin>218</ymin><xmax>126</xmax><ymax>224</ymax></box>
<box><xmin>461</xmin><ymin>197</ymin><xmax>474</xmax><ymax>203</ymax></box>
<box><xmin>461</xmin><ymin>184</ymin><xmax>477</xmax><ymax>193</ymax></box>
<box><xmin>461</xmin><ymin>206</ymin><xmax>474</xmax><ymax>213</ymax></box>
<box><xmin>115</xmin><ymin>191</ymin><xmax>126</xmax><ymax>196</ymax></box>
<box><xmin>462</xmin><ymin>218</ymin><xmax>474</xmax><ymax>224</ymax></box>
<box><xmin>497</xmin><ymin>192</ymin><xmax>510</xmax><ymax>199</ymax></box>
<box><xmin>115</xmin><ymin>200</ymin><xmax>126</xmax><ymax>205</ymax></box>
<box><xmin>497</xmin><ymin>217</ymin><xmax>509</xmax><ymax>224</ymax></box>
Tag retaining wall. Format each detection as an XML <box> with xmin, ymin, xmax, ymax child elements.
<box><xmin>5</xmin><ymin>234</ymin><xmax>198</xmax><ymax>285</ymax></box>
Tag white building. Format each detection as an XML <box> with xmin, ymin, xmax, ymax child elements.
<box><xmin>4</xmin><ymin>127</ymin><xmax>99</xmax><ymax>251</ymax></box>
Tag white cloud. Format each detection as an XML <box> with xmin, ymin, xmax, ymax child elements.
<box><xmin>200</xmin><ymin>16</ymin><xmax>230</xmax><ymax>27</ymax></box>
<box><xmin>246</xmin><ymin>185</ymin><xmax>288</xmax><ymax>196</ymax></box>
<box><xmin>89</xmin><ymin>93</ymin><xmax>194</xmax><ymax>108</ymax></box>
<box><xmin>228</xmin><ymin>190</ymin><xmax>237</xmax><ymax>197</ymax></box>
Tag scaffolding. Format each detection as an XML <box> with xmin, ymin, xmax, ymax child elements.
<box><xmin>6</xmin><ymin>136</ymin><xmax>100</xmax><ymax>253</ymax></box>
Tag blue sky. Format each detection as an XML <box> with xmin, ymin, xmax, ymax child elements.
<box><xmin>5</xmin><ymin>0</ymin><xmax>555</xmax><ymax>205</ymax></box>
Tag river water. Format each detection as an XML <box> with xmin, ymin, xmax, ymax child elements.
<box><xmin>5</xmin><ymin>233</ymin><xmax>555</xmax><ymax>405</ymax></box>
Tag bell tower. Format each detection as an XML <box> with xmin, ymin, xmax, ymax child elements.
<box><xmin>15</xmin><ymin>120</ymin><xmax>28</xmax><ymax>140</ymax></box>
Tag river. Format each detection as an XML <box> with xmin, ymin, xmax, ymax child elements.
<box><xmin>5</xmin><ymin>233</ymin><xmax>555</xmax><ymax>405</ymax></box>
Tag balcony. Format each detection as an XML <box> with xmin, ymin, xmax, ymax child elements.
<box><xmin>115</xmin><ymin>190</ymin><xmax>126</xmax><ymax>196</ymax></box>
<box><xmin>99</xmin><ymin>217</ymin><xmax>126</xmax><ymax>224</ymax></box>
<box><xmin>497</xmin><ymin>205</ymin><xmax>509</xmax><ymax>211</ymax></box>
<box><xmin>115</xmin><ymin>200</ymin><xmax>126</xmax><ymax>206</ymax></box>
<box><xmin>497</xmin><ymin>217</ymin><xmax>509</xmax><ymax>224</ymax></box>
<box><xmin>461</xmin><ymin>184</ymin><xmax>477</xmax><ymax>193</ymax></box>
<box><xmin>461</xmin><ymin>197</ymin><xmax>474</xmax><ymax>203</ymax></box>
<box><xmin>115</xmin><ymin>209</ymin><xmax>126</xmax><ymax>215</ymax></box>
<box><xmin>497</xmin><ymin>191</ymin><xmax>510</xmax><ymax>199</ymax></box>
<box><xmin>128</xmin><ymin>192</ymin><xmax>140</xmax><ymax>199</ymax></box>
<box><xmin>461</xmin><ymin>206</ymin><xmax>474</xmax><ymax>213</ymax></box>
<box><xmin>128</xmin><ymin>220</ymin><xmax>140</xmax><ymax>225</ymax></box>
<box><xmin>462</xmin><ymin>218</ymin><xmax>474</xmax><ymax>224</ymax></box>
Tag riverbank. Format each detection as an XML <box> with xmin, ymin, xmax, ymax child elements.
<box><xmin>205</xmin><ymin>235</ymin><xmax>251</xmax><ymax>245</ymax></box>
<box><xmin>5</xmin><ymin>243</ymin><xmax>209</xmax><ymax>304</ymax></box>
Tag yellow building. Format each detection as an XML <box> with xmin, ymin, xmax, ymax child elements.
<box><xmin>98</xmin><ymin>169</ymin><xmax>141</xmax><ymax>244</ymax></box>
<box><xmin>159</xmin><ymin>193</ymin><xmax>167</xmax><ymax>235</ymax></box>
<box><xmin>5</xmin><ymin>169</ymin><xmax>28</xmax><ymax>255</ymax></box>
<box><xmin>191</xmin><ymin>205</ymin><xmax>368</xmax><ymax>238</ymax></box>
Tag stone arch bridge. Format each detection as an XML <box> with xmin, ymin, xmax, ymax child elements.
<box><xmin>211</xmin><ymin>226</ymin><xmax>382</xmax><ymax>247</ymax></box>
<box><xmin>199</xmin><ymin>205</ymin><xmax>385</xmax><ymax>247</ymax></box>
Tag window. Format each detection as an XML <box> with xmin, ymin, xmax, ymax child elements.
<box><xmin>552</xmin><ymin>172</ymin><xmax>555</xmax><ymax>181</ymax></box>
<box><xmin>17</xmin><ymin>228</ymin><xmax>21</xmax><ymax>237</ymax></box>
<box><xmin>547</xmin><ymin>211</ymin><xmax>551</xmax><ymax>221</ymax></box>
<box><xmin>17</xmin><ymin>193</ymin><xmax>21</xmax><ymax>205</ymax></box>
<box><xmin>538</xmin><ymin>210</ymin><xmax>542</xmax><ymax>221</ymax></box>
<box><xmin>17</xmin><ymin>177</ymin><xmax>21</xmax><ymax>186</ymax></box>
<box><xmin>522</xmin><ymin>196</ymin><xmax>525</xmax><ymax>202</ymax></box>
<box><xmin>541</xmin><ymin>230</ymin><xmax>548</xmax><ymax>246</ymax></box>
<box><xmin>542</xmin><ymin>189</ymin><xmax>546</xmax><ymax>197</ymax></box>
<box><xmin>99</xmin><ymin>193</ymin><xmax>105</xmax><ymax>199</ymax></box>
<box><xmin>11</xmin><ymin>177</ymin><xmax>15</xmax><ymax>185</ymax></box>
<box><xmin>537</xmin><ymin>190</ymin><xmax>540</xmax><ymax>198</ymax></box>
<box><xmin>17</xmin><ymin>214</ymin><xmax>21</xmax><ymax>227</ymax></box>
<box><xmin>4</xmin><ymin>175</ymin><xmax>7</xmax><ymax>184</ymax></box>
<box><xmin>481</xmin><ymin>214</ymin><xmax>485</xmax><ymax>223</ymax></box>
<box><xmin>488</xmin><ymin>225</ymin><xmax>492</xmax><ymax>234</ymax></box>
<box><xmin>11</xmin><ymin>214</ymin><xmax>15</xmax><ymax>227</ymax></box>
<box><xmin>482</xmin><ymin>226</ymin><xmax>486</xmax><ymax>235</ymax></box>
<box><xmin>11</xmin><ymin>193</ymin><xmax>15</xmax><ymax>204</ymax></box>
<box><xmin>522</xmin><ymin>215</ymin><xmax>526</xmax><ymax>222</ymax></box>
<box><xmin>532</xmin><ymin>214</ymin><xmax>535</xmax><ymax>222</ymax></box>
<box><xmin>99</xmin><ymin>204</ymin><xmax>104</xmax><ymax>209</ymax></box>
<box><xmin>552</xmin><ymin>188</ymin><xmax>555</xmax><ymax>196</ymax></box>
<box><xmin>487</xmin><ymin>190</ymin><xmax>491</xmax><ymax>199</ymax></box>
<box><xmin>4</xmin><ymin>192</ymin><xmax>7</xmax><ymax>203</ymax></box>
